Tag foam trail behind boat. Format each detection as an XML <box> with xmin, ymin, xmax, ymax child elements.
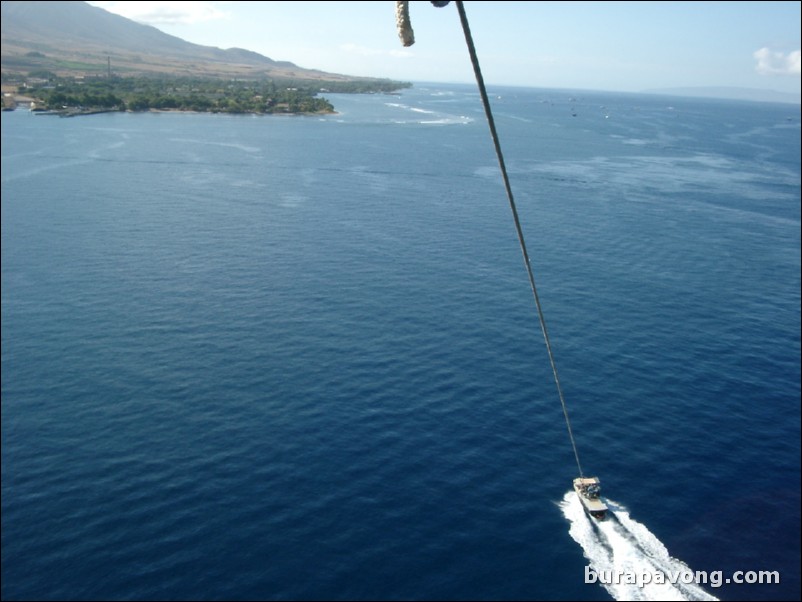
<box><xmin>560</xmin><ymin>492</ymin><xmax>719</xmax><ymax>601</ymax></box>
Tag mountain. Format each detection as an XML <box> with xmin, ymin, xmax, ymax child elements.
<box><xmin>641</xmin><ymin>86</ymin><xmax>801</xmax><ymax>105</ymax></box>
<box><xmin>1</xmin><ymin>0</ymin><xmax>364</xmax><ymax>81</ymax></box>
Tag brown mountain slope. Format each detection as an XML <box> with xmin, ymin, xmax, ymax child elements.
<box><xmin>1</xmin><ymin>1</ymin><xmax>370</xmax><ymax>81</ymax></box>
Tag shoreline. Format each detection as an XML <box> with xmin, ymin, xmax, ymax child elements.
<box><xmin>22</xmin><ymin>107</ymin><xmax>338</xmax><ymax>118</ymax></box>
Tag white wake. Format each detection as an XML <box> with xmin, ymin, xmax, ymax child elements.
<box><xmin>560</xmin><ymin>492</ymin><xmax>719</xmax><ymax>601</ymax></box>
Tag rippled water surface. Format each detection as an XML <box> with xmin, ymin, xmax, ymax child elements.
<box><xmin>2</xmin><ymin>85</ymin><xmax>800</xmax><ymax>600</ymax></box>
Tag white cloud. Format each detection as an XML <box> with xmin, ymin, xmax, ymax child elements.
<box><xmin>753</xmin><ymin>47</ymin><xmax>801</xmax><ymax>76</ymax></box>
<box><xmin>91</xmin><ymin>1</ymin><xmax>229</xmax><ymax>26</ymax></box>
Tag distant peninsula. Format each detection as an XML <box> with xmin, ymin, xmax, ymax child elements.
<box><xmin>2</xmin><ymin>72</ymin><xmax>410</xmax><ymax>116</ymax></box>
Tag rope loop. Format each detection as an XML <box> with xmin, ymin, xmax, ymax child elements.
<box><xmin>395</xmin><ymin>1</ymin><xmax>414</xmax><ymax>47</ymax></box>
<box><xmin>396</xmin><ymin>1</ymin><xmax>452</xmax><ymax>48</ymax></box>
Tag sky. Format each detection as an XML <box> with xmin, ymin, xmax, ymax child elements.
<box><xmin>87</xmin><ymin>1</ymin><xmax>801</xmax><ymax>97</ymax></box>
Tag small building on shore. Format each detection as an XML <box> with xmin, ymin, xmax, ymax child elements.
<box><xmin>2</xmin><ymin>94</ymin><xmax>37</xmax><ymax>110</ymax></box>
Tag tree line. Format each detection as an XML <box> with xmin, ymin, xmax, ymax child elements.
<box><xmin>18</xmin><ymin>74</ymin><xmax>411</xmax><ymax>115</ymax></box>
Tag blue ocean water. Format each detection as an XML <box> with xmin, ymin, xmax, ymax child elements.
<box><xmin>1</xmin><ymin>84</ymin><xmax>800</xmax><ymax>601</ymax></box>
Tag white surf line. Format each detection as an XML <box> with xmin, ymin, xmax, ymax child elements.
<box><xmin>560</xmin><ymin>492</ymin><xmax>719</xmax><ymax>601</ymax></box>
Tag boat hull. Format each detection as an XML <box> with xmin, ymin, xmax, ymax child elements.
<box><xmin>573</xmin><ymin>476</ymin><xmax>608</xmax><ymax>520</ymax></box>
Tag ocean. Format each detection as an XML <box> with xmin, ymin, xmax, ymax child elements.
<box><xmin>2</xmin><ymin>83</ymin><xmax>800</xmax><ymax>601</ymax></box>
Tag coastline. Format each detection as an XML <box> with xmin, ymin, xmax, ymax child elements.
<box><xmin>22</xmin><ymin>106</ymin><xmax>338</xmax><ymax>118</ymax></box>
